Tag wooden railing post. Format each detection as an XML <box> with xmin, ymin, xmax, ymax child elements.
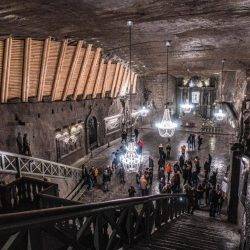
<box><xmin>15</xmin><ymin>157</ymin><xmax>22</xmax><ymax>178</ymax></box>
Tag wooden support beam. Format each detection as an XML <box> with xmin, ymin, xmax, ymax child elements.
<box><xmin>110</xmin><ymin>63</ymin><xmax>121</xmax><ymax>98</ymax></box>
<box><xmin>62</xmin><ymin>40</ymin><xmax>83</xmax><ymax>101</ymax></box>
<box><xmin>101</xmin><ymin>60</ymin><xmax>112</xmax><ymax>98</ymax></box>
<box><xmin>133</xmin><ymin>74</ymin><xmax>138</xmax><ymax>94</ymax></box>
<box><xmin>92</xmin><ymin>58</ymin><xmax>105</xmax><ymax>98</ymax></box>
<box><xmin>37</xmin><ymin>37</ymin><xmax>51</xmax><ymax>101</ymax></box>
<box><xmin>119</xmin><ymin>67</ymin><xmax>128</xmax><ymax>96</ymax></box>
<box><xmin>129</xmin><ymin>71</ymin><xmax>135</xmax><ymax>94</ymax></box>
<box><xmin>22</xmin><ymin>38</ymin><xmax>32</xmax><ymax>102</ymax></box>
<box><xmin>114</xmin><ymin>65</ymin><xmax>125</xmax><ymax>97</ymax></box>
<box><xmin>1</xmin><ymin>37</ymin><xmax>12</xmax><ymax>103</ymax></box>
<box><xmin>83</xmin><ymin>47</ymin><xmax>101</xmax><ymax>99</ymax></box>
<box><xmin>73</xmin><ymin>44</ymin><xmax>92</xmax><ymax>100</ymax></box>
<box><xmin>51</xmin><ymin>39</ymin><xmax>68</xmax><ymax>101</ymax></box>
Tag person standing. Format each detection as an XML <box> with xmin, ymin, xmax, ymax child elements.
<box><xmin>149</xmin><ymin>156</ymin><xmax>154</xmax><ymax>169</ymax></box>
<box><xmin>191</xmin><ymin>134</ymin><xmax>196</xmax><ymax>149</ymax></box>
<box><xmin>140</xmin><ymin>175</ymin><xmax>148</xmax><ymax>196</ymax></box>
<box><xmin>198</xmin><ymin>135</ymin><xmax>203</xmax><ymax>150</ymax></box>
<box><xmin>128</xmin><ymin>186</ymin><xmax>136</xmax><ymax>197</ymax></box>
<box><xmin>179</xmin><ymin>154</ymin><xmax>185</xmax><ymax>171</ymax></box>
<box><xmin>164</xmin><ymin>162</ymin><xmax>173</xmax><ymax>182</ymax></box>
<box><xmin>16</xmin><ymin>132</ymin><xmax>23</xmax><ymax>154</ymax></box>
<box><xmin>181</xmin><ymin>145</ymin><xmax>186</xmax><ymax>156</ymax></box>
<box><xmin>204</xmin><ymin>160</ymin><xmax>211</xmax><ymax>180</ymax></box>
<box><xmin>134</xmin><ymin>128</ymin><xmax>139</xmax><ymax>141</ymax></box>
<box><xmin>208</xmin><ymin>153</ymin><xmax>212</xmax><ymax>166</ymax></box>
<box><xmin>209</xmin><ymin>186</ymin><xmax>218</xmax><ymax>217</ymax></box>
<box><xmin>166</xmin><ymin>139</ymin><xmax>171</xmax><ymax>160</ymax></box>
<box><xmin>23</xmin><ymin>133</ymin><xmax>31</xmax><ymax>156</ymax></box>
<box><xmin>121</xmin><ymin>130</ymin><xmax>127</xmax><ymax>144</ymax></box>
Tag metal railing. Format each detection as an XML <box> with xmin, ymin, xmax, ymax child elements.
<box><xmin>0</xmin><ymin>193</ymin><xmax>187</xmax><ymax>250</ymax></box>
<box><xmin>0</xmin><ymin>150</ymin><xmax>82</xmax><ymax>181</ymax></box>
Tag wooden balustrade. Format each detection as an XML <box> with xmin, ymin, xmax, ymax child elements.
<box><xmin>0</xmin><ymin>193</ymin><xmax>187</xmax><ymax>250</ymax></box>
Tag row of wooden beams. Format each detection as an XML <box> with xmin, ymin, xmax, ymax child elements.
<box><xmin>1</xmin><ymin>37</ymin><xmax>12</xmax><ymax>103</ymax></box>
<box><xmin>37</xmin><ymin>37</ymin><xmax>51</xmax><ymax>101</ymax></box>
<box><xmin>51</xmin><ymin>39</ymin><xmax>68</xmax><ymax>101</ymax></box>
<box><xmin>133</xmin><ymin>74</ymin><xmax>138</xmax><ymax>93</ymax></box>
<box><xmin>83</xmin><ymin>47</ymin><xmax>101</xmax><ymax>99</ymax></box>
<box><xmin>73</xmin><ymin>44</ymin><xmax>92</xmax><ymax>100</ymax></box>
<box><xmin>62</xmin><ymin>40</ymin><xmax>83</xmax><ymax>101</ymax></box>
<box><xmin>22</xmin><ymin>37</ymin><xmax>32</xmax><ymax>102</ymax></box>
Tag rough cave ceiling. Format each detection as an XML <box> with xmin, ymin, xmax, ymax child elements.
<box><xmin>0</xmin><ymin>0</ymin><xmax>250</xmax><ymax>77</ymax></box>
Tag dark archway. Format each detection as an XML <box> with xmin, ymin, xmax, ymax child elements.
<box><xmin>86</xmin><ymin>116</ymin><xmax>98</xmax><ymax>151</ymax></box>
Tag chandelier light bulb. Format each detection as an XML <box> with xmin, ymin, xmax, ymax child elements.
<box><xmin>156</xmin><ymin>109</ymin><xmax>177</xmax><ymax>137</ymax></box>
<box><xmin>181</xmin><ymin>102</ymin><xmax>194</xmax><ymax>114</ymax></box>
<box><xmin>214</xmin><ymin>108</ymin><xmax>226</xmax><ymax>121</ymax></box>
<box><xmin>139</xmin><ymin>106</ymin><xmax>149</xmax><ymax>117</ymax></box>
<box><xmin>127</xmin><ymin>20</ymin><xmax>133</xmax><ymax>27</ymax></box>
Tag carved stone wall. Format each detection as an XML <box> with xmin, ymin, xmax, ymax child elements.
<box><xmin>0</xmin><ymin>95</ymin><xmax>141</xmax><ymax>165</ymax></box>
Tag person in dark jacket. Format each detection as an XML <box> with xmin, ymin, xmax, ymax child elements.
<box><xmin>204</xmin><ymin>160</ymin><xmax>211</xmax><ymax>180</ymax></box>
<box><xmin>197</xmin><ymin>135</ymin><xmax>203</xmax><ymax>150</ymax></box>
<box><xmin>166</xmin><ymin>139</ymin><xmax>171</xmax><ymax>160</ymax></box>
<box><xmin>209</xmin><ymin>186</ymin><xmax>218</xmax><ymax>217</ymax></box>
<box><xmin>134</xmin><ymin>128</ymin><xmax>139</xmax><ymax>141</ymax></box>
<box><xmin>23</xmin><ymin>133</ymin><xmax>31</xmax><ymax>156</ymax></box>
<box><xmin>16</xmin><ymin>132</ymin><xmax>23</xmax><ymax>154</ymax></box>
<box><xmin>128</xmin><ymin>186</ymin><xmax>136</xmax><ymax>197</ymax></box>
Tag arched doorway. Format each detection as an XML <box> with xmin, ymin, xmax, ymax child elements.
<box><xmin>86</xmin><ymin>116</ymin><xmax>98</xmax><ymax>151</ymax></box>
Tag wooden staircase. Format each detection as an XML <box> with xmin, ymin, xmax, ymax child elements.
<box><xmin>133</xmin><ymin>211</ymin><xmax>240</xmax><ymax>250</ymax></box>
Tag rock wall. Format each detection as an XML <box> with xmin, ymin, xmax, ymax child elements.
<box><xmin>141</xmin><ymin>74</ymin><xmax>177</xmax><ymax>113</ymax></box>
<box><xmin>0</xmin><ymin>95</ymin><xmax>142</xmax><ymax>165</ymax></box>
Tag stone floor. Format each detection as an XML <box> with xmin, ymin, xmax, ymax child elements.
<box><xmin>76</xmin><ymin>122</ymin><xmax>236</xmax><ymax>204</ymax></box>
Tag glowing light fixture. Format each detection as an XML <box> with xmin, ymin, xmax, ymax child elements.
<box><xmin>139</xmin><ymin>106</ymin><xmax>149</xmax><ymax>117</ymax></box>
<box><xmin>156</xmin><ymin>108</ymin><xmax>177</xmax><ymax>137</ymax></box>
<box><xmin>120</xmin><ymin>142</ymin><xmax>141</xmax><ymax>172</ymax></box>
<box><xmin>156</xmin><ymin>41</ymin><xmax>177</xmax><ymax>137</ymax></box>
<box><xmin>181</xmin><ymin>102</ymin><xmax>194</xmax><ymax>114</ymax></box>
<box><xmin>214</xmin><ymin>108</ymin><xmax>226</xmax><ymax>121</ymax></box>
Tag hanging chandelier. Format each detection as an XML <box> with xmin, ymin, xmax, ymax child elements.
<box><xmin>214</xmin><ymin>59</ymin><xmax>227</xmax><ymax>122</ymax></box>
<box><xmin>120</xmin><ymin>142</ymin><xmax>141</xmax><ymax>172</ymax></box>
<box><xmin>156</xmin><ymin>108</ymin><xmax>177</xmax><ymax>137</ymax></box>
<box><xmin>156</xmin><ymin>41</ymin><xmax>177</xmax><ymax>137</ymax></box>
<box><xmin>139</xmin><ymin>106</ymin><xmax>150</xmax><ymax>117</ymax></box>
<box><xmin>181</xmin><ymin>102</ymin><xmax>194</xmax><ymax>114</ymax></box>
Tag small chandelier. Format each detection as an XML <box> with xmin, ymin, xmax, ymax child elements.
<box><xmin>120</xmin><ymin>142</ymin><xmax>141</xmax><ymax>172</ymax></box>
<box><xmin>156</xmin><ymin>41</ymin><xmax>177</xmax><ymax>137</ymax></box>
<box><xmin>181</xmin><ymin>102</ymin><xmax>194</xmax><ymax>114</ymax></box>
<box><xmin>156</xmin><ymin>108</ymin><xmax>177</xmax><ymax>137</ymax></box>
<box><xmin>214</xmin><ymin>59</ymin><xmax>227</xmax><ymax>122</ymax></box>
<box><xmin>139</xmin><ymin>106</ymin><xmax>149</xmax><ymax>117</ymax></box>
<box><xmin>214</xmin><ymin>108</ymin><xmax>226</xmax><ymax>121</ymax></box>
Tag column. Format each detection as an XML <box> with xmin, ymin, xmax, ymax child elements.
<box><xmin>228</xmin><ymin>143</ymin><xmax>244</xmax><ymax>224</ymax></box>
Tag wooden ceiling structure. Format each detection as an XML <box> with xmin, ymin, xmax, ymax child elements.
<box><xmin>0</xmin><ymin>37</ymin><xmax>138</xmax><ymax>103</ymax></box>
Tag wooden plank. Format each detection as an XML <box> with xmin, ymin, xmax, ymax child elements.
<box><xmin>114</xmin><ymin>65</ymin><xmax>125</xmax><ymax>98</ymax></box>
<box><xmin>62</xmin><ymin>40</ymin><xmax>83</xmax><ymax>101</ymax></box>
<box><xmin>37</xmin><ymin>37</ymin><xmax>51</xmax><ymax>101</ymax></box>
<box><xmin>119</xmin><ymin>67</ymin><xmax>128</xmax><ymax>96</ymax></box>
<box><xmin>92</xmin><ymin>58</ymin><xmax>105</xmax><ymax>98</ymax></box>
<box><xmin>110</xmin><ymin>63</ymin><xmax>120</xmax><ymax>98</ymax></box>
<box><xmin>22</xmin><ymin>38</ymin><xmax>32</xmax><ymax>102</ymax></box>
<box><xmin>83</xmin><ymin>47</ymin><xmax>101</xmax><ymax>99</ymax></box>
<box><xmin>73</xmin><ymin>44</ymin><xmax>92</xmax><ymax>100</ymax></box>
<box><xmin>1</xmin><ymin>37</ymin><xmax>12</xmax><ymax>103</ymax></box>
<box><xmin>51</xmin><ymin>39</ymin><xmax>68</xmax><ymax>101</ymax></box>
<box><xmin>101</xmin><ymin>60</ymin><xmax>112</xmax><ymax>98</ymax></box>
<box><xmin>133</xmin><ymin>74</ymin><xmax>138</xmax><ymax>93</ymax></box>
<box><xmin>128</xmin><ymin>71</ymin><xmax>135</xmax><ymax>94</ymax></box>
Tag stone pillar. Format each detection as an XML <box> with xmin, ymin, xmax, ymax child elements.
<box><xmin>228</xmin><ymin>143</ymin><xmax>244</xmax><ymax>224</ymax></box>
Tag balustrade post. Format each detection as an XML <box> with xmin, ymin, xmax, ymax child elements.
<box><xmin>15</xmin><ymin>157</ymin><xmax>22</xmax><ymax>178</ymax></box>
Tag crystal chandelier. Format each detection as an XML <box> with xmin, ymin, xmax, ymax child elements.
<box><xmin>120</xmin><ymin>142</ymin><xmax>141</xmax><ymax>172</ymax></box>
<box><xmin>156</xmin><ymin>41</ymin><xmax>177</xmax><ymax>137</ymax></box>
<box><xmin>214</xmin><ymin>59</ymin><xmax>227</xmax><ymax>122</ymax></box>
<box><xmin>214</xmin><ymin>108</ymin><xmax>226</xmax><ymax>121</ymax></box>
<box><xmin>181</xmin><ymin>102</ymin><xmax>194</xmax><ymax>114</ymax></box>
<box><xmin>139</xmin><ymin>106</ymin><xmax>149</xmax><ymax>117</ymax></box>
<box><xmin>156</xmin><ymin>108</ymin><xmax>177</xmax><ymax>137</ymax></box>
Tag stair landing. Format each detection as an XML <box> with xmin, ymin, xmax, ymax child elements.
<box><xmin>133</xmin><ymin>211</ymin><xmax>240</xmax><ymax>250</ymax></box>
